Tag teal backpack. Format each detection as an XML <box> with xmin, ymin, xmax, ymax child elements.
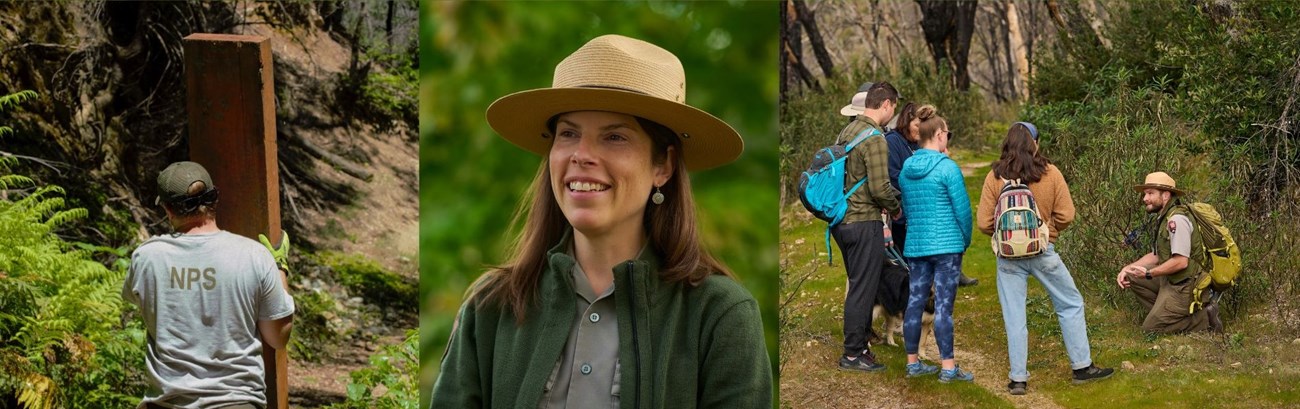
<box><xmin>797</xmin><ymin>127</ymin><xmax>882</xmax><ymax>264</ymax></box>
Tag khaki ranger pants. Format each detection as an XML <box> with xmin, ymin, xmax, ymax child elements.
<box><xmin>1129</xmin><ymin>273</ymin><xmax>1210</xmax><ymax>333</ymax></box>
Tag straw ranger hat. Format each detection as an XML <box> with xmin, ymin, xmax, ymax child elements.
<box><xmin>485</xmin><ymin>34</ymin><xmax>743</xmax><ymax>171</ymax></box>
<box><xmin>1133</xmin><ymin>171</ymin><xmax>1185</xmax><ymax>196</ymax></box>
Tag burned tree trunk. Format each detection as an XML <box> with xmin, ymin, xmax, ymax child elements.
<box><xmin>791</xmin><ymin>0</ymin><xmax>835</xmax><ymax>78</ymax></box>
<box><xmin>386</xmin><ymin>1</ymin><xmax>396</xmax><ymax>49</ymax></box>
<box><xmin>780</xmin><ymin>0</ymin><xmax>824</xmax><ymax>101</ymax></box>
<box><xmin>917</xmin><ymin>0</ymin><xmax>978</xmax><ymax>91</ymax></box>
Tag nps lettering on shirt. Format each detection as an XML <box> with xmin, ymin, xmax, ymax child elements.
<box><xmin>170</xmin><ymin>266</ymin><xmax>217</xmax><ymax>290</ymax></box>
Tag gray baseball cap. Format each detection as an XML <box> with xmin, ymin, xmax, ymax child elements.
<box><xmin>157</xmin><ymin>161</ymin><xmax>215</xmax><ymax>204</ymax></box>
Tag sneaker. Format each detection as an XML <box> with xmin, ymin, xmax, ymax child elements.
<box><xmin>1205</xmin><ymin>303</ymin><xmax>1224</xmax><ymax>333</ymax></box>
<box><xmin>838</xmin><ymin>352</ymin><xmax>886</xmax><ymax>372</ymax></box>
<box><xmin>1007</xmin><ymin>380</ymin><xmax>1027</xmax><ymax>395</ymax></box>
<box><xmin>958</xmin><ymin>273</ymin><xmax>979</xmax><ymax>287</ymax></box>
<box><xmin>938</xmin><ymin>365</ymin><xmax>974</xmax><ymax>383</ymax></box>
<box><xmin>1072</xmin><ymin>364</ymin><xmax>1114</xmax><ymax>384</ymax></box>
<box><xmin>906</xmin><ymin>361</ymin><xmax>939</xmax><ymax>378</ymax></box>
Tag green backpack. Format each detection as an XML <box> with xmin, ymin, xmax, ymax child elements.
<box><xmin>1180</xmin><ymin>202</ymin><xmax>1242</xmax><ymax>313</ymax></box>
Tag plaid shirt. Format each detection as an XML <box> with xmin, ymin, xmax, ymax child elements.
<box><xmin>838</xmin><ymin>115</ymin><xmax>900</xmax><ymax>224</ymax></box>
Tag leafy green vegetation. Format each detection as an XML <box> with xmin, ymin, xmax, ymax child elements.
<box><xmin>0</xmin><ymin>150</ymin><xmax>148</xmax><ymax>407</ymax></box>
<box><xmin>358</xmin><ymin>49</ymin><xmax>418</xmax><ymax>128</ymax></box>
<box><xmin>1025</xmin><ymin>0</ymin><xmax>1300</xmax><ymax>332</ymax></box>
<box><xmin>330</xmin><ymin>331</ymin><xmax>418</xmax><ymax>409</ymax></box>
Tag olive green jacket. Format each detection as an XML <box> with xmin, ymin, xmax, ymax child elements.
<box><xmin>430</xmin><ymin>234</ymin><xmax>773</xmax><ymax>409</ymax></box>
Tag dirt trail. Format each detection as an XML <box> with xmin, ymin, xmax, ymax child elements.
<box><xmin>943</xmin><ymin>342</ymin><xmax>1066</xmax><ymax>409</ymax></box>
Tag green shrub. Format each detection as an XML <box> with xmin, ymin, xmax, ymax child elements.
<box><xmin>1027</xmin><ymin>0</ymin><xmax>1300</xmax><ymax>322</ymax></box>
<box><xmin>330</xmin><ymin>330</ymin><xmax>418</xmax><ymax>409</ymax></box>
<box><xmin>1030</xmin><ymin>82</ymin><xmax>1281</xmax><ymax>321</ymax></box>
<box><xmin>349</xmin><ymin>47</ymin><xmax>418</xmax><ymax>130</ymax></box>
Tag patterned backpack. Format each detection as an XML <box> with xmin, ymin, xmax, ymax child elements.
<box><xmin>991</xmin><ymin>178</ymin><xmax>1050</xmax><ymax>259</ymax></box>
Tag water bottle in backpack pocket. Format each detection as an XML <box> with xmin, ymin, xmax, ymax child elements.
<box><xmin>991</xmin><ymin>178</ymin><xmax>1050</xmax><ymax>259</ymax></box>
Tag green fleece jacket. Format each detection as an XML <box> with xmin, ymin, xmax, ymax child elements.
<box><xmin>430</xmin><ymin>237</ymin><xmax>773</xmax><ymax>409</ymax></box>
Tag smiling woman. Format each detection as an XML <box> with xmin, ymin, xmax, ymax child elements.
<box><xmin>427</xmin><ymin>34</ymin><xmax>772</xmax><ymax>409</ymax></box>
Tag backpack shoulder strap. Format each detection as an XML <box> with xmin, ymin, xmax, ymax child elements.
<box><xmin>845</xmin><ymin>127</ymin><xmax>882</xmax><ymax>152</ymax></box>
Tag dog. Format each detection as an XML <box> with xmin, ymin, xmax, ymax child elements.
<box><xmin>869</xmin><ymin>255</ymin><xmax>936</xmax><ymax>359</ymax></box>
<box><xmin>871</xmin><ymin>295</ymin><xmax>935</xmax><ymax>356</ymax></box>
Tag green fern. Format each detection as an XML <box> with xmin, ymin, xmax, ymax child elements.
<box><xmin>0</xmin><ymin>90</ymin><xmax>36</xmax><ymax>139</ymax></box>
<box><xmin>0</xmin><ymin>104</ymin><xmax>146</xmax><ymax>407</ymax></box>
<box><xmin>0</xmin><ymin>90</ymin><xmax>36</xmax><ymax>111</ymax></box>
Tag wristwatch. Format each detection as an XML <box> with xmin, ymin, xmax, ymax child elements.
<box><xmin>1144</xmin><ymin>268</ymin><xmax>1152</xmax><ymax>280</ymax></box>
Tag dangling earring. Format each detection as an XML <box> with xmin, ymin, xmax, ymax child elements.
<box><xmin>652</xmin><ymin>186</ymin><xmax>665</xmax><ymax>205</ymax></box>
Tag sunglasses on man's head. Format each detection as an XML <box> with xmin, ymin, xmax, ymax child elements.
<box><xmin>158</xmin><ymin>187</ymin><xmax>220</xmax><ymax>211</ymax></box>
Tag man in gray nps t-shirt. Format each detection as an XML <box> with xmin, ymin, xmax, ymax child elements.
<box><xmin>123</xmin><ymin>161</ymin><xmax>295</xmax><ymax>409</ymax></box>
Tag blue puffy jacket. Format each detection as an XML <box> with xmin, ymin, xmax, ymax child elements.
<box><xmin>898</xmin><ymin>149</ymin><xmax>972</xmax><ymax>258</ymax></box>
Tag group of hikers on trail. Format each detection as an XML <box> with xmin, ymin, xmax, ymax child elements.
<box><xmin>798</xmin><ymin>81</ymin><xmax>1241</xmax><ymax>396</ymax></box>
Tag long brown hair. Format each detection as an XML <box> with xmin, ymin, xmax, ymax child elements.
<box><xmin>470</xmin><ymin>116</ymin><xmax>733</xmax><ymax>323</ymax></box>
<box><xmin>992</xmin><ymin>123</ymin><xmax>1051</xmax><ymax>183</ymax></box>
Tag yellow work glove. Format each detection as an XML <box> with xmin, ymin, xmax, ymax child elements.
<box><xmin>259</xmin><ymin>231</ymin><xmax>292</xmax><ymax>274</ymax></box>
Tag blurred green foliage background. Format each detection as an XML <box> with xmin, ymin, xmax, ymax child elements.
<box><xmin>420</xmin><ymin>1</ymin><xmax>779</xmax><ymax>405</ymax></box>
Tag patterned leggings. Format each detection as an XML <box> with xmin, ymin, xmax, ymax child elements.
<box><xmin>904</xmin><ymin>253</ymin><xmax>962</xmax><ymax>360</ymax></box>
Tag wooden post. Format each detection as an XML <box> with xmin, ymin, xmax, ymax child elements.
<box><xmin>182</xmin><ymin>33</ymin><xmax>288</xmax><ymax>409</ymax></box>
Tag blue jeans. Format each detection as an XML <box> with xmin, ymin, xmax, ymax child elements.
<box><xmin>995</xmin><ymin>244</ymin><xmax>1093</xmax><ymax>382</ymax></box>
<box><xmin>904</xmin><ymin>253</ymin><xmax>961</xmax><ymax>360</ymax></box>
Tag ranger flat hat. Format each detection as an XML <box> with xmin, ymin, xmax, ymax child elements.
<box><xmin>1133</xmin><ymin>171</ymin><xmax>1185</xmax><ymax>196</ymax></box>
<box><xmin>485</xmin><ymin>34</ymin><xmax>743</xmax><ymax>171</ymax></box>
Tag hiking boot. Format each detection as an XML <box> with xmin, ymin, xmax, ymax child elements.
<box><xmin>938</xmin><ymin>365</ymin><xmax>974</xmax><ymax>383</ymax></box>
<box><xmin>1072</xmin><ymin>364</ymin><xmax>1114</xmax><ymax>384</ymax></box>
<box><xmin>1205</xmin><ymin>302</ymin><xmax>1224</xmax><ymax>333</ymax></box>
<box><xmin>838</xmin><ymin>350</ymin><xmax>885</xmax><ymax>373</ymax></box>
<box><xmin>958</xmin><ymin>273</ymin><xmax>979</xmax><ymax>287</ymax></box>
<box><xmin>905</xmin><ymin>361</ymin><xmax>939</xmax><ymax>378</ymax></box>
<box><xmin>1007</xmin><ymin>381</ymin><xmax>1027</xmax><ymax>395</ymax></box>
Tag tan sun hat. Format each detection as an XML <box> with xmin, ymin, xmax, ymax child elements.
<box><xmin>839</xmin><ymin>82</ymin><xmax>874</xmax><ymax>117</ymax></box>
<box><xmin>1133</xmin><ymin>171</ymin><xmax>1185</xmax><ymax>196</ymax></box>
<box><xmin>485</xmin><ymin>34</ymin><xmax>743</xmax><ymax>171</ymax></box>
